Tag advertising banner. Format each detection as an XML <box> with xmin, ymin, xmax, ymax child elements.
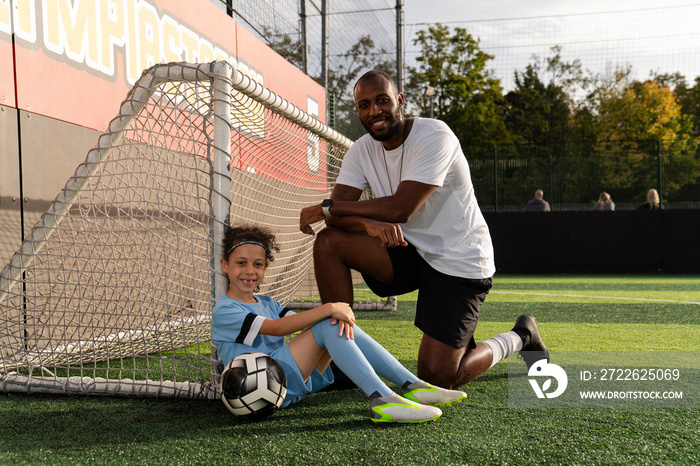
<box><xmin>0</xmin><ymin>0</ymin><xmax>325</xmax><ymax>130</ymax></box>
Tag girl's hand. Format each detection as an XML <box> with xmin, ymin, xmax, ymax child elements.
<box><xmin>327</xmin><ymin>302</ymin><xmax>354</xmax><ymax>324</ymax></box>
<box><xmin>326</xmin><ymin>303</ymin><xmax>355</xmax><ymax>339</ymax></box>
<box><xmin>336</xmin><ymin>319</ymin><xmax>354</xmax><ymax>340</ymax></box>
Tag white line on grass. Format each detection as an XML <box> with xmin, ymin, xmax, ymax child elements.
<box><xmin>491</xmin><ymin>291</ymin><xmax>700</xmax><ymax>305</ymax></box>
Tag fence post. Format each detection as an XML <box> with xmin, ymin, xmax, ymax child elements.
<box><xmin>396</xmin><ymin>0</ymin><xmax>404</xmax><ymax>93</ymax></box>
<box><xmin>656</xmin><ymin>139</ymin><xmax>662</xmax><ymax>202</ymax></box>
<box><xmin>549</xmin><ymin>154</ymin><xmax>553</xmax><ymax>206</ymax></box>
<box><xmin>493</xmin><ymin>144</ymin><xmax>498</xmax><ymax>212</ymax></box>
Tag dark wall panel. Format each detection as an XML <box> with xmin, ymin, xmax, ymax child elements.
<box><xmin>660</xmin><ymin>210</ymin><xmax>700</xmax><ymax>273</ymax></box>
<box><xmin>484</xmin><ymin>210</ymin><xmax>697</xmax><ymax>274</ymax></box>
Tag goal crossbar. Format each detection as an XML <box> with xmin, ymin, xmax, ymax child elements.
<box><xmin>0</xmin><ymin>61</ymin><xmax>389</xmax><ymax>399</ymax></box>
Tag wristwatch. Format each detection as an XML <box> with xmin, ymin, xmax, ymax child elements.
<box><xmin>321</xmin><ymin>199</ymin><xmax>333</xmax><ymax>217</ymax></box>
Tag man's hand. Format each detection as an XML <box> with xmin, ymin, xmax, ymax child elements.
<box><xmin>365</xmin><ymin>219</ymin><xmax>408</xmax><ymax>248</ymax></box>
<box><xmin>300</xmin><ymin>203</ymin><xmax>324</xmax><ymax>235</ymax></box>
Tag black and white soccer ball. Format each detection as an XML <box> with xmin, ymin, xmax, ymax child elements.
<box><xmin>220</xmin><ymin>352</ymin><xmax>287</xmax><ymax>421</ymax></box>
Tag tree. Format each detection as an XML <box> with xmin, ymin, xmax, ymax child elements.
<box><xmin>259</xmin><ymin>26</ymin><xmax>305</xmax><ymax>70</ymax></box>
<box><xmin>593</xmin><ymin>78</ymin><xmax>699</xmax><ymax>195</ymax></box>
<box><xmin>648</xmin><ymin>74</ymin><xmax>700</xmax><ymax>201</ymax></box>
<box><xmin>324</xmin><ymin>35</ymin><xmax>394</xmax><ymax>139</ymax></box>
<box><xmin>504</xmin><ymin>66</ymin><xmax>570</xmax><ymax>146</ymax></box>
<box><xmin>258</xmin><ymin>27</ymin><xmax>393</xmax><ymax>139</ymax></box>
<box><xmin>540</xmin><ymin>46</ymin><xmax>589</xmax><ymax>100</ymax></box>
<box><xmin>596</xmin><ymin>80</ymin><xmax>695</xmax><ymax>149</ymax></box>
<box><xmin>674</xmin><ymin>76</ymin><xmax>700</xmax><ymax>139</ymax></box>
<box><xmin>405</xmin><ymin>24</ymin><xmax>509</xmax><ymax>146</ymax></box>
<box><xmin>504</xmin><ymin>46</ymin><xmax>590</xmax><ymax>146</ymax></box>
<box><xmin>325</xmin><ymin>35</ymin><xmax>393</xmax><ymax>107</ymax></box>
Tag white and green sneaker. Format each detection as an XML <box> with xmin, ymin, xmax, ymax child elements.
<box><xmin>402</xmin><ymin>380</ymin><xmax>467</xmax><ymax>406</ymax></box>
<box><xmin>369</xmin><ymin>393</ymin><xmax>442</xmax><ymax>423</ymax></box>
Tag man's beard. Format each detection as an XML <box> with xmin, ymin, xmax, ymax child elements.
<box><xmin>363</xmin><ymin>111</ymin><xmax>402</xmax><ymax>142</ymax></box>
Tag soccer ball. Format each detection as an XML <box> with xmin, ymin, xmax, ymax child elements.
<box><xmin>220</xmin><ymin>352</ymin><xmax>287</xmax><ymax>421</ymax></box>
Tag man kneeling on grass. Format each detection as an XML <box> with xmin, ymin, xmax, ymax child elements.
<box><xmin>300</xmin><ymin>70</ymin><xmax>549</xmax><ymax>390</ymax></box>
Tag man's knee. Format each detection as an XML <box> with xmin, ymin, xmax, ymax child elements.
<box><xmin>416</xmin><ymin>337</ymin><xmax>463</xmax><ymax>388</ymax></box>
<box><xmin>314</xmin><ymin>226</ymin><xmax>344</xmax><ymax>256</ymax></box>
<box><xmin>418</xmin><ymin>341</ymin><xmax>492</xmax><ymax>388</ymax></box>
<box><xmin>417</xmin><ymin>355</ymin><xmax>459</xmax><ymax>388</ymax></box>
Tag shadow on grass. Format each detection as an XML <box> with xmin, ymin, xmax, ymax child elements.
<box><xmin>0</xmin><ymin>388</ymin><xmax>391</xmax><ymax>453</ymax></box>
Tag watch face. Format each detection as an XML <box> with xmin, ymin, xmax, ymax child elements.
<box><xmin>322</xmin><ymin>199</ymin><xmax>332</xmax><ymax>207</ymax></box>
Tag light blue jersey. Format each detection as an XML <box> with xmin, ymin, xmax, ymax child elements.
<box><xmin>211</xmin><ymin>293</ymin><xmax>420</xmax><ymax>409</ymax></box>
<box><xmin>211</xmin><ymin>294</ymin><xmax>295</xmax><ymax>366</ymax></box>
<box><xmin>211</xmin><ymin>294</ymin><xmax>333</xmax><ymax>407</ymax></box>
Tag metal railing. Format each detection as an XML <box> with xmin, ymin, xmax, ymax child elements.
<box><xmin>468</xmin><ymin>141</ymin><xmax>700</xmax><ymax>212</ymax></box>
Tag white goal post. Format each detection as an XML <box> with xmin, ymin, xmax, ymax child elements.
<box><xmin>0</xmin><ymin>61</ymin><xmax>394</xmax><ymax>398</ymax></box>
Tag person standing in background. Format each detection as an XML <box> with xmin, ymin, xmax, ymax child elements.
<box><xmin>525</xmin><ymin>189</ymin><xmax>551</xmax><ymax>212</ymax></box>
<box><xmin>638</xmin><ymin>189</ymin><xmax>663</xmax><ymax>210</ymax></box>
<box><xmin>592</xmin><ymin>192</ymin><xmax>615</xmax><ymax>211</ymax></box>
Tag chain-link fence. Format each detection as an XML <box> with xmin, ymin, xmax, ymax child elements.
<box><xmin>210</xmin><ymin>2</ymin><xmax>700</xmax><ymax>209</ymax></box>
<box><xmin>405</xmin><ymin>5</ymin><xmax>700</xmax><ymax>96</ymax></box>
<box><xmin>212</xmin><ymin>0</ymin><xmax>400</xmax><ymax>140</ymax></box>
<box><xmin>469</xmin><ymin>141</ymin><xmax>700</xmax><ymax>212</ymax></box>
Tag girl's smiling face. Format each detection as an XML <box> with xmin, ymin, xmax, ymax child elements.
<box><xmin>221</xmin><ymin>243</ymin><xmax>267</xmax><ymax>303</ymax></box>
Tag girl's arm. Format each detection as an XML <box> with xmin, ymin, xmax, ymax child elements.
<box><xmin>259</xmin><ymin>302</ymin><xmax>355</xmax><ymax>339</ymax></box>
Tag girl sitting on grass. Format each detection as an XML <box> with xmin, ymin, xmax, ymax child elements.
<box><xmin>211</xmin><ymin>224</ymin><xmax>467</xmax><ymax>423</ymax></box>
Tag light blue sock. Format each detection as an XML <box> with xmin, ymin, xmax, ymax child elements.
<box><xmin>311</xmin><ymin>319</ymin><xmax>396</xmax><ymax>397</ymax></box>
<box><xmin>351</xmin><ymin>325</ymin><xmax>419</xmax><ymax>387</ymax></box>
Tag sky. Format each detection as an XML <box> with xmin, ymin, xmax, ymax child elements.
<box><xmin>399</xmin><ymin>0</ymin><xmax>700</xmax><ymax>91</ymax></box>
<box><xmin>402</xmin><ymin>0</ymin><xmax>700</xmax><ymax>24</ymax></box>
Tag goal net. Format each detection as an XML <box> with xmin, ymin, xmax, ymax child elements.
<box><xmin>0</xmin><ymin>62</ymin><xmax>394</xmax><ymax>399</ymax></box>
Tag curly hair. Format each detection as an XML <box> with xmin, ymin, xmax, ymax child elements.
<box><xmin>222</xmin><ymin>225</ymin><xmax>280</xmax><ymax>264</ymax></box>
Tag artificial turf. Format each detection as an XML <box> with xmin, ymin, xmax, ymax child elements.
<box><xmin>1</xmin><ymin>274</ymin><xmax>698</xmax><ymax>465</ymax></box>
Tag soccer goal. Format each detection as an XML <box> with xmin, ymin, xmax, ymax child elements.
<box><xmin>0</xmin><ymin>61</ymin><xmax>394</xmax><ymax>399</ymax></box>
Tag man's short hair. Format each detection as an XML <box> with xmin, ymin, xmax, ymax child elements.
<box><xmin>354</xmin><ymin>69</ymin><xmax>398</xmax><ymax>95</ymax></box>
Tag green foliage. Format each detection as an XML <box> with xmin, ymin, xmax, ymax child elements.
<box><xmin>451</xmin><ymin>48</ymin><xmax>700</xmax><ymax>204</ymax></box>
<box><xmin>596</xmin><ymin>80</ymin><xmax>694</xmax><ymax>146</ymax></box>
<box><xmin>676</xmin><ymin>76</ymin><xmax>700</xmax><ymax>138</ymax></box>
<box><xmin>405</xmin><ymin>24</ymin><xmax>509</xmax><ymax>145</ymax></box>
<box><xmin>259</xmin><ymin>26</ymin><xmax>306</xmax><ymax>70</ymax></box>
<box><xmin>504</xmin><ymin>64</ymin><xmax>573</xmax><ymax>145</ymax></box>
<box><xmin>404</xmin><ymin>27</ymin><xmax>700</xmax><ymax>150</ymax></box>
<box><xmin>464</xmin><ymin>142</ymin><xmax>700</xmax><ymax>208</ymax></box>
<box><xmin>325</xmin><ymin>35</ymin><xmax>393</xmax><ymax>105</ymax></box>
<box><xmin>591</xmin><ymin>79</ymin><xmax>700</xmax><ymax>193</ymax></box>
<box><xmin>324</xmin><ymin>27</ymin><xmax>700</xmax><ymax>204</ymax></box>
<box><xmin>504</xmin><ymin>46</ymin><xmax>589</xmax><ymax>146</ymax></box>
<box><xmin>325</xmin><ymin>35</ymin><xmax>395</xmax><ymax>140</ymax></box>
<box><xmin>263</xmin><ymin>28</ymin><xmax>395</xmax><ymax>140</ymax></box>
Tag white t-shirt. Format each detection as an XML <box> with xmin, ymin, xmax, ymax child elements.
<box><xmin>336</xmin><ymin>117</ymin><xmax>495</xmax><ymax>279</ymax></box>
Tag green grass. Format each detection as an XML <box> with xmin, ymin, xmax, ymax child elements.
<box><xmin>1</xmin><ymin>274</ymin><xmax>699</xmax><ymax>465</ymax></box>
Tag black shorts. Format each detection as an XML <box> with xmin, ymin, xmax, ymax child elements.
<box><xmin>362</xmin><ymin>243</ymin><xmax>493</xmax><ymax>349</ymax></box>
